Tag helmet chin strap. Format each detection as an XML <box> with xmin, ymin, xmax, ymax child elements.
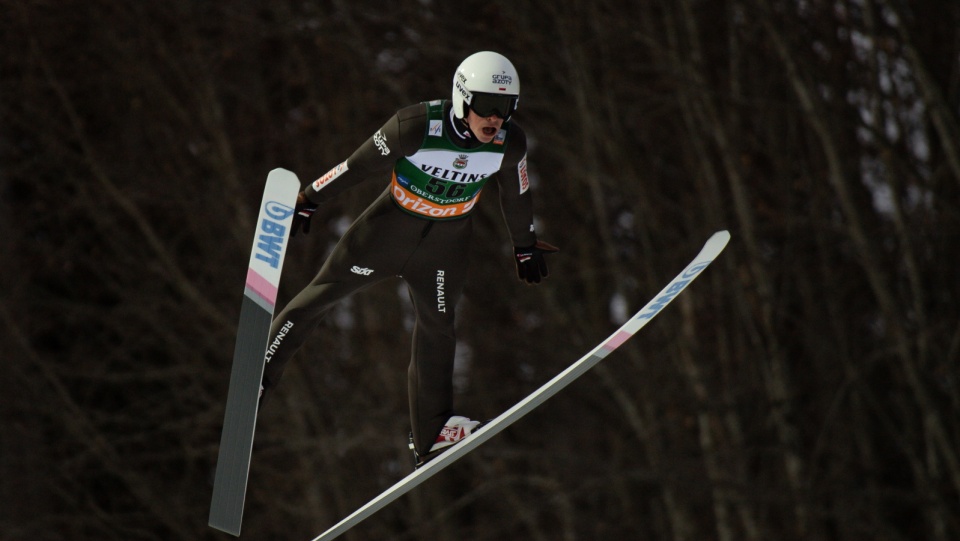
<box><xmin>460</xmin><ymin>119</ymin><xmax>478</xmax><ymax>140</ymax></box>
<box><xmin>449</xmin><ymin>105</ymin><xmax>477</xmax><ymax>141</ymax></box>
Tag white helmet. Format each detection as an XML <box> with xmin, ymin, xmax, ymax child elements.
<box><xmin>452</xmin><ymin>51</ymin><xmax>520</xmax><ymax>121</ymax></box>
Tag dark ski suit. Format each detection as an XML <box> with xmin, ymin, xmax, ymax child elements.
<box><xmin>261</xmin><ymin>100</ymin><xmax>538</xmax><ymax>454</ymax></box>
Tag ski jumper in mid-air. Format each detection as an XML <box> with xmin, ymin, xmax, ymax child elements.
<box><xmin>259</xmin><ymin>51</ymin><xmax>558</xmax><ymax>464</ymax></box>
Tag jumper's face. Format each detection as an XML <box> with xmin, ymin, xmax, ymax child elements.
<box><xmin>464</xmin><ymin>109</ymin><xmax>504</xmax><ymax>143</ymax></box>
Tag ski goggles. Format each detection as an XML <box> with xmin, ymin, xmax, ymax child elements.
<box><xmin>468</xmin><ymin>92</ymin><xmax>518</xmax><ymax>119</ymax></box>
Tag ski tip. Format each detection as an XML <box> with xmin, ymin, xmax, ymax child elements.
<box><xmin>267</xmin><ymin>168</ymin><xmax>301</xmax><ymax>186</ymax></box>
<box><xmin>710</xmin><ymin>230</ymin><xmax>731</xmax><ymax>246</ymax></box>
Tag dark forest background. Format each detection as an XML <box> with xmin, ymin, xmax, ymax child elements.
<box><xmin>2</xmin><ymin>1</ymin><xmax>958</xmax><ymax>540</ymax></box>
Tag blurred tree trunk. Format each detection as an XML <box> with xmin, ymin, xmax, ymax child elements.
<box><xmin>754</xmin><ymin>3</ymin><xmax>958</xmax><ymax>539</ymax></box>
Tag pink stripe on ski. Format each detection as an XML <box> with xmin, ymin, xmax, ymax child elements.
<box><xmin>601</xmin><ymin>330</ymin><xmax>633</xmax><ymax>352</ymax></box>
<box><xmin>245</xmin><ymin>268</ymin><xmax>278</xmax><ymax>306</ymax></box>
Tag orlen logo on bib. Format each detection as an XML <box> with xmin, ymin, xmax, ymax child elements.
<box><xmin>255</xmin><ymin>201</ymin><xmax>295</xmax><ymax>269</ymax></box>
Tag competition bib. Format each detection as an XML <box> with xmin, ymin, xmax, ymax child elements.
<box><xmin>391</xmin><ymin>100</ymin><xmax>508</xmax><ymax>220</ymax></box>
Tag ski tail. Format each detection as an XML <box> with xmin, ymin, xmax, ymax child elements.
<box><xmin>209</xmin><ymin>169</ymin><xmax>300</xmax><ymax>536</ymax></box>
